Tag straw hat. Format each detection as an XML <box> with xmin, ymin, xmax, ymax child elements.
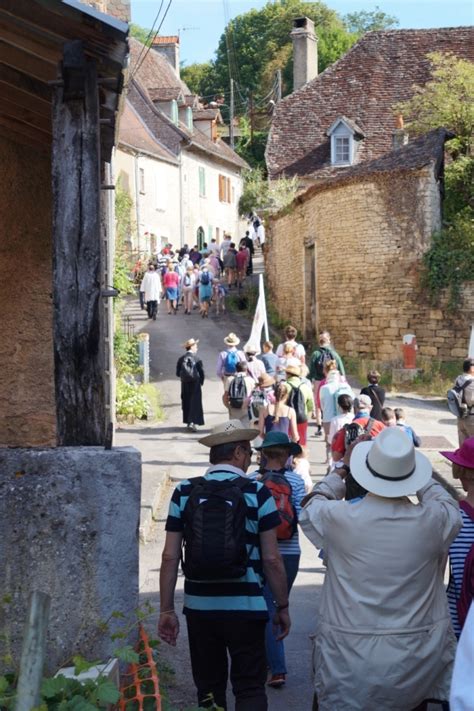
<box><xmin>258</xmin><ymin>373</ymin><xmax>275</xmax><ymax>388</ymax></box>
<box><xmin>350</xmin><ymin>427</ymin><xmax>432</xmax><ymax>498</ymax></box>
<box><xmin>440</xmin><ymin>437</ymin><xmax>474</xmax><ymax>470</ymax></box>
<box><xmin>224</xmin><ymin>333</ymin><xmax>240</xmax><ymax>346</ymax></box>
<box><xmin>285</xmin><ymin>358</ymin><xmax>302</xmax><ymax>377</ymax></box>
<box><xmin>199</xmin><ymin>419</ymin><xmax>259</xmax><ymax>447</ymax></box>
<box><xmin>255</xmin><ymin>431</ymin><xmax>302</xmax><ymax>456</ymax></box>
<box><xmin>183</xmin><ymin>338</ymin><xmax>199</xmax><ymax>349</ymax></box>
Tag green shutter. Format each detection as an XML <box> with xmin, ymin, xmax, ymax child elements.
<box><xmin>199</xmin><ymin>167</ymin><xmax>206</xmax><ymax>197</ymax></box>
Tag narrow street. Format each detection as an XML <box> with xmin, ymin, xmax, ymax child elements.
<box><xmin>115</xmin><ymin>262</ymin><xmax>462</xmax><ymax>710</ymax></box>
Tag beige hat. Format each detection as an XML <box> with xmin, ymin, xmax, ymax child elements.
<box><xmin>183</xmin><ymin>338</ymin><xmax>199</xmax><ymax>349</ymax></box>
<box><xmin>258</xmin><ymin>373</ymin><xmax>276</xmax><ymax>388</ymax></box>
<box><xmin>199</xmin><ymin>419</ymin><xmax>259</xmax><ymax>448</ymax></box>
<box><xmin>224</xmin><ymin>333</ymin><xmax>240</xmax><ymax>346</ymax></box>
<box><xmin>350</xmin><ymin>427</ymin><xmax>432</xmax><ymax>497</ymax></box>
<box><xmin>285</xmin><ymin>358</ymin><xmax>302</xmax><ymax>377</ymax></box>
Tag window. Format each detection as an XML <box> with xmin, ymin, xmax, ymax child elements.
<box><xmin>139</xmin><ymin>167</ymin><xmax>145</xmax><ymax>194</ymax></box>
<box><xmin>199</xmin><ymin>167</ymin><xmax>206</xmax><ymax>197</ymax></box>
<box><xmin>186</xmin><ymin>106</ymin><xmax>193</xmax><ymax>131</ymax></box>
<box><xmin>218</xmin><ymin>174</ymin><xmax>231</xmax><ymax>203</ymax></box>
<box><xmin>335</xmin><ymin>136</ymin><xmax>350</xmax><ymax>163</ymax></box>
<box><xmin>170</xmin><ymin>99</ymin><xmax>178</xmax><ymax>125</ymax></box>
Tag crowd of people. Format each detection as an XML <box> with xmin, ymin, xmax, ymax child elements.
<box><xmin>134</xmin><ymin>222</ymin><xmax>265</xmax><ymax>321</ymax></box>
<box><xmin>165</xmin><ymin>283</ymin><xmax>474</xmax><ymax>709</ymax></box>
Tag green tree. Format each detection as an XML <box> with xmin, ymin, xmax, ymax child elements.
<box><xmin>343</xmin><ymin>6</ymin><xmax>399</xmax><ymax>35</ymax></box>
<box><xmin>129</xmin><ymin>23</ymin><xmax>153</xmax><ymax>46</ymax></box>
<box><xmin>181</xmin><ymin>62</ymin><xmax>217</xmax><ymax>99</ymax></box>
<box><xmin>395</xmin><ymin>52</ymin><xmax>474</xmax><ymax>157</ymax></box>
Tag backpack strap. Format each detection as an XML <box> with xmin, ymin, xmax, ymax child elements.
<box><xmin>364</xmin><ymin>417</ymin><xmax>376</xmax><ymax>435</ymax></box>
<box><xmin>460</xmin><ymin>500</ymin><xmax>474</xmax><ymax>522</ymax></box>
<box><xmin>369</xmin><ymin>386</ymin><xmax>383</xmax><ymax>410</ymax></box>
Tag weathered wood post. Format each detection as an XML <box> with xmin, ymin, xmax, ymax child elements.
<box><xmin>14</xmin><ymin>592</ymin><xmax>51</xmax><ymax>711</ymax></box>
<box><xmin>51</xmin><ymin>40</ymin><xmax>105</xmax><ymax>445</ymax></box>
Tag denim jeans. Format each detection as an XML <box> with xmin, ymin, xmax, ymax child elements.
<box><xmin>263</xmin><ymin>554</ymin><xmax>300</xmax><ymax>675</ymax></box>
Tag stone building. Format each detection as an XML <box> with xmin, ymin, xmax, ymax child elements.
<box><xmin>265</xmin><ymin>22</ymin><xmax>474</xmax><ymax>362</ymax></box>
<box><xmin>266</xmin><ymin>129</ymin><xmax>474</xmax><ymax>361</ymax></box>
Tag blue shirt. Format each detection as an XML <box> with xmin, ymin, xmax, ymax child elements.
<box><xmin>165</xmin><ymin>465</ymin><xmax>280</xmax><ymax>619</ymax></box>
<box><xmin>258</xmin><ymin>352</ymin><xmax>279</xmax><ymax>376</ymax></box>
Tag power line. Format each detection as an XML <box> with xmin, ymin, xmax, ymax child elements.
<box><xmin>129</xmin><ymin>0</ymin><xmax>174</xmax><ymax>85</ymax></box>
<box><xmin>129</xmin><ymin>0</ymin><xmax>164</xmax><ymax>81</ymax></box>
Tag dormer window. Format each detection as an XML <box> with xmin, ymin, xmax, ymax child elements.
<box><xmin>170</xmin><ymin>99</ymin><xmax>178</xmax><ymax>125</ymax></box>
<box><xmin>186</xmin><ymin>106</ymin><xmax>193</xmax><ymax>131</ymax></box>
<box><xmin>327</xmin><ymin>116</ymin><xmax>365</xmax><ymax>167</ymax></box>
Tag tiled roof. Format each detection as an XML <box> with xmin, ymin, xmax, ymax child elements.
<box><xmin>152</xmin><ymin>35</ymin><xmax>179</xmax><ymax>45</ymax></box>
<box><xmin>266</xmin><ymin>27</ymin><xmax>474</xmax><ymax>179</ymax></box>
<box><xmin>128</xmin><ymin>37</ymin><xmax>248</xmax><ymax>170</ymax></box>
<box><xmin>148</xmin><ymin>87</ymin><xmax>184</xmax><ymax>102</ymax></box>
<box><xmin>292</xmin><ymin>128</ymin><xmax>452</xmax><ymax>204</ymax></box>
<box><xmin>193</xmin><ymin>108</ymin><xmax>220</xmax><ymax>121</ymax></box>
<box><xmin>118</xmin><ymin>100</ymin><xmax>179</xmax><ymax>164</ymax></box>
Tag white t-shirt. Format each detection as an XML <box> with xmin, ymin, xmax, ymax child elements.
<box><xmin>328</xmin><ymin>412</ymin><xmax>353</xmax><ymax>444</ymax></box>
<box><xmin>276</xmin><ymin>341</ymin><xmax>306</xmax><ymax>360</ymax></box>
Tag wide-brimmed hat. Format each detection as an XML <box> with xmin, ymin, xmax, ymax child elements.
<box><xmin>224</xmin><ymin>333</ymin><xmax>240</xmax><ymax>346</ymax></box>
<box><xmin>285</xmin><ymin>358</ymin><xmax>301</xmax><ymax>377</ymax></box>
<box><xmin>440</xmin><ymin>437</ymin><xmax>474</xmax><ymax>470</ymax></box>
<box><xmin>258</xmin><ymin>373</ymin><xmax>275</xmax><ymax>388</ymax></box>
<box><xmin>350</xmin><ymin>427</ymin><xmax>432</xmax><ymax>497</ymax></box>
<box><xmin>244</xmin><ymin>345</ymin><xmax>258</xmax><ymax>355</ymax></box>
<box><xmin>183</xmin><ymin>338</ymin><xmax>199</xmax><ymax>349</ymax></box>
<box><xmin>255</xmin><ymin>431</ymin><xmax>302</xmax><ymax>456</ymax></box>
<box><xmin>199</xmin><ymin>419</ymin><xmax>259</xmax><ymax>448</ymax></box>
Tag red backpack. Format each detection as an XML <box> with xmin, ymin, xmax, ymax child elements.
<box><xmin>260</xmin><ymin>470</ymin><xmax>297</xmax><ymax>540</ymax></box>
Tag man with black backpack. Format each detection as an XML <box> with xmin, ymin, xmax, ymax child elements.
<box><xmin>176</xmin><ymin>338</ymin><xmax>205</xmax><ymax>432</ymax></box>
<box><xmin>284</xmin><ymin>359</ymin><xmax>315</xmax><ymax>446</ymax></box>
<box><xmin>309</xmin><ymin>331</ymin><xmax>345</xmax><ymax>436</ymax></box>
<box><xmin>158</xmin><ymin>420</ymin><xmax>291</xmax><ymax>711</ymax></box>
<box><xmin>450</xmin><ymin>357</ymin><xmax>474</xmax><ymax>445</ymax></box>
<box><xmin>216</xmin><ymin>332</ymin><xmax>246</xmax><ymax>389</ymax></box>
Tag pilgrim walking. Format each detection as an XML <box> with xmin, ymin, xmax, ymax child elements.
<box><xmin>176</xmin><ymin>338</ymin><xmax>205</xmax><ymax>431</ymax></box>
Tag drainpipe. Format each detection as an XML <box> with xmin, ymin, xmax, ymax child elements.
<box><xmin>179</xmin><ymin>155</ymin><xmax>184</xmax><ymax>247</ymax></box>
<box><xmin>134</xmin><ymin>153</ymin><xmax>141</xmax><ymax>255</ymax></box>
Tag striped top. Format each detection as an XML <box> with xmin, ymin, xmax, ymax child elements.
<box><xmin>447</xmin><ymin>501</ymin><xmax>474</xmax><ymax>637</ymax></box>
<box><xmin>249</xmin><ymin>469</ymin><xmax>306</xmax><ymax>555</ymax></box>
<box><xmin>166</xmin><ymin>465</ymin><xmax>280</xmax><ymax>619</ymax></box>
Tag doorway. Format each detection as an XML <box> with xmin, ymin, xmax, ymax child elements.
<box><xmin>197</xmin><ymin>226</ymin><xmax>205</xmax><ymax>251</ymax></box>
<box><xmin>304</xmin><ymin>242</ymin><xmax>317</xmax><ymax>340</ymax></box>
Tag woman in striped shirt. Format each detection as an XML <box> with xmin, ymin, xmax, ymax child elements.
<box><xmin>441</xmin><ymin>437</ymin><xmax>474</xmax><ymax>637</ymax></box>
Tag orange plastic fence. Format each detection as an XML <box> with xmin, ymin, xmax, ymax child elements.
<box><xmin>118</xmin><ymin>625</ymin><xmax>161</xmax><ymax>711</ymax></box>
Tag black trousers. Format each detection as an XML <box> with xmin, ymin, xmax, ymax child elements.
<box><xmin>186</xmin><ymin>615</ymin><xmax>268</xmax><ymax>711</ymax></box>
<box><xmin>146</xmin><ymin>300</ymin><xmax>158</xmax><ymax>319</ymax></box>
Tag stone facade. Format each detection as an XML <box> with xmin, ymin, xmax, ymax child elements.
<box><xmin>0</xmin><ymin>137</ymin><xmax>56</xmax><ymax>446</ymax></box>
<box><xmin>83</xmin><ymin>0</ymin><xmax>131</xmax><ymax>23</ymax></box>
<box><xmin>266</xmin><ymin>164</ymin><xmax>473</xmax><ymax>362</ymax></box>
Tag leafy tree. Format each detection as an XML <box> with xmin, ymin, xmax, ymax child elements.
<box><xmin>181</xmin><ymin>62</ymin><xmax>217</xmax><ymax>99</ymax></box>
<box><xmin>238</xmin><ymin>167</ymin><xmax>298</xmax><ymax>215</ymax></box>
<box><xmin>343</xmin><ymin>6</ymin><xmax>399</xmax><ymax>35</ymax></box>
<box><xmin>129</xmin><ymin>23</ymin><xmax>153</xmax><ymax>46</ymax></box>
<box><xmin>395</xmin><ymin>52</ymin><xmax>474</xmax><ymax>157</ymax></box>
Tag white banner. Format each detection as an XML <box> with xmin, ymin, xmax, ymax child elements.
<box><xmin>469</xmin><ymin>323</ymin><xmax>474</xmax><ymax>358</ymax></box>
<box><xmin>244</xmin><ymin>275</ymin><xmax>269</xmax><ymax>354</ymax></box>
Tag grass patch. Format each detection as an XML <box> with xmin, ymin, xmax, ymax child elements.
<box><xmin>410</xmin><ymin>359</ymin><xmax>460</xmax><ymax>396</ymax></box>
<box><xmin>141</xmin><ymin>383</ymin><xmax>165</xmax><ymax>421</ymax></box>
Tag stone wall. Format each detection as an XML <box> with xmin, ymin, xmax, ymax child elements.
<box><xmin>0</xmin><ymin>447</ymin><xmax>141</xmax><ymax>673</ymax></box>
<box><xmin>0</xmin><ymin>137</ymin><xmax>56</xmax><ymax>446</ymax></box>
<box><xmin>266</xmin><ymin>165</ymin><xmax>473</xmax><ymax>361</ymax></box>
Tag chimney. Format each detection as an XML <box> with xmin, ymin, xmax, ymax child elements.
<box><xmin>152</xmin><ymin>36</ymin><xmax>180</xmax><ymax>79</ymax></box>
<box><xmin>392</xmin><ymin>114</ymin><xmax>409</xmax><ymax>150</ymax></box>
<box><xmin>82</xmin><ymin>1</ymin><xmax>131</xmax><ymax>23</ymax></box>
<box><xmin>291</xmin><ymin>17</ymin><xmax>318</xmax><ymax>92</ymax></box>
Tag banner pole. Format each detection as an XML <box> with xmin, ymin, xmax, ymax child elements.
<box><xmin>260</xmin><ymin>274</ymin><xmax>269</xmax><ymax>342</ymax></box>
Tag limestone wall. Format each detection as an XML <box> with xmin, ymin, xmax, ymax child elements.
<box><xmin>266</xmin><ymin>166</ymin><xmax>473</xmax><ymax>361</ymax></box>
<box><xmin>0</xmin><ymin>137</ymin><xmax>56</xmax><ymax>445</ymax></box>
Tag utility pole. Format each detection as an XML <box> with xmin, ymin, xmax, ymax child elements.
<box><xmin>229</xmin><ymin>77</ymin><xmax>234</xmax><ymax>149</ymax></box>
<box><xmin>276</xmin><ymin>69</ymin><xmax>282</xmax><ymax>102</ymax></box>
<box><xmin>249</xmin><ymin>90</ymin><xmax>254</xmax><ymax>148</ymax></box>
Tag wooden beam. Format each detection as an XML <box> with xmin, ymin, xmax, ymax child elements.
<box><xmin>0</xmin><ymin>114</ymin><xmax>50</xmax><ymax>143</ymax></box>
<box><xmin>0</xmin><ymin>21</ymin><xmax>59</xmax><ymax>64</ymax></box>
<box><xmin>0</xmin><ymin>41</ymin><xmax>56</xmax><ymax>82</ymax></box>
<box><xmin>0</xmin><ymin>81</ymin><xmax>51</xmax><ymax>118</ymax></box>
<box><xmin>0</xmin><ymin>119</ymin><xmax>49</xmax><ymax>151</ymax></box>
<box><xmin>0</xmin><ymin>64</ymin><xmax>51</xmax><ymax>103</ymax></box>
<box><xmin>52</xmin><ymin>44</ymin><xmax>105</xmax><ymax>446</ymax></box>
<box><xmin>0</xmin><ymin>97</ymin><xmax>51</xmax><ymax>134</ymax></box>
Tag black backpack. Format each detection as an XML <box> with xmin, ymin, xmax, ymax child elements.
<box><xmin>179</xmin><ymin>354</ymin><xmax>198</xmax><ymax>383</ymax></box>
<box><xmin>181</xmin><ymin>476</ymin><xmax>249</xmax><ymax>580</ymax></box>
<box><xmin>447</xmin><ymin>380</ymin><xmax>470</xmax><ymax>418</ymax></box>
<box><xmin>287</xmin><ymin>381</ymin><xmax>307</xmax><ymax>424</ymax></box>
<box><xmin>228</xmin><ymin>375</ymin><xmax>246</xmax><ymax>409</ymax></box>
<box><xmin>313</xmin><ymin>347</ymin><xmax>334</xmax><ymax>380</ymax></box>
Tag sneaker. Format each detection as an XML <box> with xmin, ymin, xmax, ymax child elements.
<box><xmin>189</xmin><ymin>423</ymin><xmax>197</xmax><ymax>432</ymax></box>
<box><xmin>267</xmin><ymin>674</ymin><xmax>286</xmax><ymax>688</ymax></box>
<box><xmin>314</xmin><ymin>426</ymin><xmax>322</xmax><ymax>437</ymax></box>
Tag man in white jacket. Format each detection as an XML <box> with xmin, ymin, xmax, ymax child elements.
<box><xmin>300</xmin><ymin>427</ymin><xmax>462</xmax><ymax>711</ymax></box>
<box><xmin>140</xmin><ymin>263</ymin><xmax>161</xmax><ymax>320</ymax></box>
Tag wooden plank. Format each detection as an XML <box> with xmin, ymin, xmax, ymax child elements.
<box><xmin>0</xmin><ymin>97</ymin><xmax>51</xmax><ymax>134</ymax></box>
<box><xmin>52</xmin><ymin>45</ymin><xmax>105</xmax><ymax>446</ymax></box>
<box><xmin>0</xmin><ymin>41</ymin><xmax>56</xmax><ymax>82</ymax></box>
<box><xmin>0</xmin><ymin>118</ymin><xmax>49</xmax><ymax>151</ymax></box>
<box><xmin>0</xmin><ymin>114</ymin><xmax>50</xmax><ymax>143</ymax></box>
<box><xmin>15</xmin><ymin>592</ymin><xmax>51</xmax><ymax>711</ymax></box>
<box><xmin>0</xmin><ymin>64</ymin><xmax>51</xmax><ymax>103</ymax></box>
<box><xmin>0</xmin><ymin>81</ymin><xmax>51</xmax><ymax>118</ymax></box>
<box><xmin>0</xmin><ymin>21</ymin><xmax>60</xmax><ymax>64</ymax></box>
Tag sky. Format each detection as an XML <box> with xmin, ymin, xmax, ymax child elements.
<box><xmin>131</xmin><ymin>0</ymin><xmax>474</xmax><ymax>66</ymax></box>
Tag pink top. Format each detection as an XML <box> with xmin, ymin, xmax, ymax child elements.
<box><xmin>163</xmin><ymin>270</ymin><xmax>179</xmax><ymax>288</ymax></box>
<box><xmin>236</xmin><ymin>250</ymin><xmax>248</xmax><ymax>270</ymax></box>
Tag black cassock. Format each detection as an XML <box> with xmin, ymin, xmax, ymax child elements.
<box><xmin>176</xmin><ymin>354</ymin><xmax>205</xmax><ymax>425</ymax></box>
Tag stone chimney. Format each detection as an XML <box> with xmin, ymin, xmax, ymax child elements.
<box><xmin>392</xmin><ymin>114</ymin><xmax>409</xmax><ymax>150</ymax></box>
<box><xmin>291</xmin><ymin>17</ymin><xmax>318</xmax><ymax>92</ymax></box>
<box><xmin>152</xmin><ymin>36</ymin><xmax>180</xmax><ymax>79</ymax></box>
<box><xmin>82</xmin><ymin>0</ymin><xmax>131</xmax><ymax>23</ymax></box>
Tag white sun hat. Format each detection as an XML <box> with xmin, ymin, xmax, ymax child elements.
<box><xmin>350</xmin><ymin>427</ymin><xmax>432</xmax><ymax>497</ymax></box>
